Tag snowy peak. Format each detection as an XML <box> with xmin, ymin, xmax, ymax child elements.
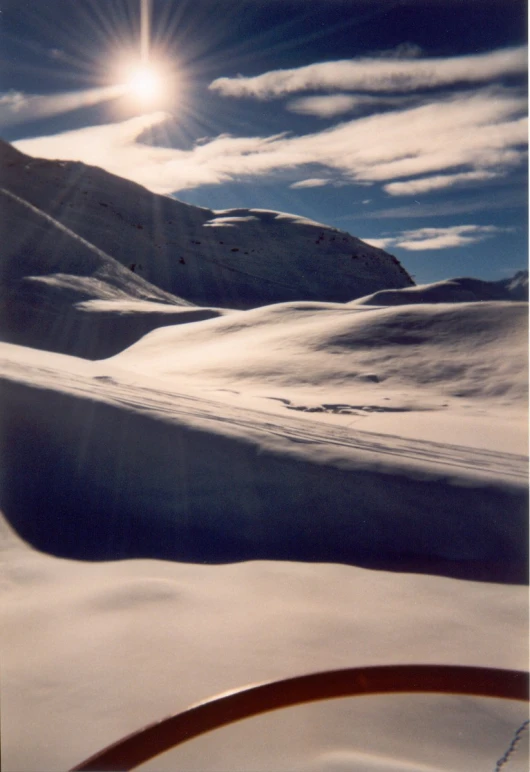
<box><xmin>1</xmin><ymin>138</ymin><xmax>413</xmax><ymax>309</ymax></box>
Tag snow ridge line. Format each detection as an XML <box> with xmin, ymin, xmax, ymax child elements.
<box><xmin>0</xmin><ymin>356</ymin><xmax>527</xmax><ymax>485</ymax></box>
<box><xmin>0</xmin><ymin>187</ymin><xmax>188</xmax><ymax>305</ymax></box>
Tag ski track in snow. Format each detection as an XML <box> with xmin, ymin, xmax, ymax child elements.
<box><xmin>1</xmin><ymin>352</ymin><xmax>526</xmax><ymax>486</ymax></box>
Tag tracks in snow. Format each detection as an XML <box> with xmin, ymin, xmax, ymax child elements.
<box><xmin>0</xmin><ymin>352</ymin><xmax>527</xmax><ymax>486</ymax></box>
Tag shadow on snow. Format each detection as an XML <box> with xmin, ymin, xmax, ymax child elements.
<box><xmin>0</xmin><ymin>377</ymin><xmax>527</xmax><ymax>584</ymax></box>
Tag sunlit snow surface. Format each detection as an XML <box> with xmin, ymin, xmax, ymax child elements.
<box><xmin>1</xmin><ymin>295</ymin><xmax>528</xmax><ymax>771</ymax></box>
<box><xmin>0</xmin><ymin>139</ymin><xmax>528</xmax><ymax>771</ymax></box>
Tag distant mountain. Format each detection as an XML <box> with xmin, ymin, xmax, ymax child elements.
<box><xmin>350</xmin><ymin>273</ymin><xmax>529</xmax><ymax>306</ymax></box>
<box><xmin>0</xmin><ymin>138</ymin><xmax>413</xmax><ymax>312</ymax></box>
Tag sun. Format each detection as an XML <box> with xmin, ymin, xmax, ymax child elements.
<box><xmin>126</xmin><ymin>65</ymin><xmax>162</xmax><ymax>103</ymax></box>
<box><xmin>113</xmin><ymin>54</ymin><xmax>181</xmax><ymax>115</ymax></box>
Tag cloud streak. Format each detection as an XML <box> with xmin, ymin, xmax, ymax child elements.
<box><xmin>288</xmin><ymin>94</ymin><xmax>365</xmax><ymax>117</ymax></box>
<box><xmin>209</xmin><ymin>46</ymin><xmax>527</xmax><ymax>99</ymax></box>
<box><xmin>14</xmin><ymin>86</ymin><xmax>527</xmax><ymax>197</ymax></box>
<box><xmin>290</xmin><ymin>178</ymin><xmax>331</xmax><ymax>188</ymax></box>
<box><xmin>286</xmin><ymin>92</ymin><xmax>419</xmax><ymax>118</ymax></box>
<box><xmin>383</xmin><ymin>170</ymin><xmax>503</xmax><ymax>196</ymax></box>
<box><xmin>0</xmin><ymin>87</ymin><xmax>126</xmax><ymax>128</ymax></box>
<box><xmin>362</xmin><ymin>225</ymin><xmax>513</xmax><ymax>251</ymax></box>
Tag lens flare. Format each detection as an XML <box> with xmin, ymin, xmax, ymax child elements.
<box><xmin>126</xmin><ymin>65</ymin><xmax>161</xmax><ymax>102</ymax></box>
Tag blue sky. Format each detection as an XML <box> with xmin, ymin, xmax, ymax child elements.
<box><xmin>1</xmin><ymin>0</ymin><xmax>527</xmax><ymax>283</ymax></box>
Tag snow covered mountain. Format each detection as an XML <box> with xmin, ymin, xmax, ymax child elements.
<box><xmin>0</xmin><ymin>185</ymin><xmax>229</xmax><ymax>358</ymax></box>
<box><xmin>0</xmin><ymin>138</ymin><xmax>413</xmax><ymax>312</ymax></box>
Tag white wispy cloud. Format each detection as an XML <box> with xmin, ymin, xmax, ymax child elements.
<box><xmin>288</xmin><ymin>94</ymin><xmax>363</xmax><ymax>117</ymax></box>
<box><xmin>14</xmin><ymin>86</ymin><xmax>527</xmax><ymax>196</ymax></box>
<box><xmin>0</xmin><ymin>87</ymin><xmax>126</xmax><ymax>128</ymax></box>
<box><xmin>361</xmin><ymin>237</ymin><xmax>396</xmax><ymax>250</ymax></box>
<box><xmin>209</xmin><ymin>46</ymin><xmax>527</xmax><ymax>99</ymax></box>
<box><xmin>286</xmin><ymin>92</ymin><xmax>418</xmax><ymax>118</ymax></box>
<box><xmin>290</xmin><ymin>178</ymin><xmax>331</xmax><ymax>189</ymax></box>
<box><xmin>383</xmin><ymin>170</ymin><xmax>504</xmax><ymax>196</ymax></box>
<box><xmin>13</xmin><ymin>112</ymin><xmax>231</xmax><ymax>192</ymax></box>
<box><xmin>362</xmin><ymin>225</ymin><xmax>512</xmax><ymax>251</ymax></box>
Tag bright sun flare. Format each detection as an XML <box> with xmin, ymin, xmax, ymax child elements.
<box><xmin>126</xmin><ymin>65</ymin><xmax>162</xmax><ymax>102</ymax></box>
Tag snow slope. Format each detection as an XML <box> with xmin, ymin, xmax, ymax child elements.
<box><xmin>107</xmin><ymin>299</ymin><xmax>527</xmax><ymax>406</ymax></box>
<box><xmin>104</xmin><ymin>298</ymin><xmax>528</xmax><ymax>453</ymax></box>
<box><xmin>350</xmin><ymin>274</ymin><xmax>529</xmax><ymax>306</ymax></box>
<box><xmin>1</xmin><ymin>139</ymin><xmax>413</xmax><ymax>308</ymax></box>
<box><xmin>2</xmin><ymin>511</ymin><xmax>528</xmax><ymax>772</ymax></box>
<box><xmin>0</xmin><ymin>186</ymin><xmax>230</xmax><ymax>357</ymax></box>
<box><xmin>1</xmin><ymin>336</ymin><xmax>526</xmax><ymax>571</ymax></box>
<box><xmin>0</xmin><ymin>338</ymin><xmax>528</xmax><ymax>771</ymax></box>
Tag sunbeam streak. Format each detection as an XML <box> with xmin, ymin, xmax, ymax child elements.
<box><xmin>140</xmin><ymin>0</ymin><xmax>151</xmax><ymax>65</ymax></box>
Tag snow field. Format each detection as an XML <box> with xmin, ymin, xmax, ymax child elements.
<box><xmin>1</xmin><ymin>137</ymin><xmax>527</xmax><ymax>771</ymax></box>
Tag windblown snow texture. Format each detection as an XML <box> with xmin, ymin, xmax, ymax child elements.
<box><xmin>0</xmin><ymin>343</ymin><xmax>527</xmax><ymax>578</ymax></box>
<box><xmin>0</xmin><ymin>137</ymin><xmax>528</xmax><ymax>579</ymax></box>
<box><xmin>109</xmin><ymin>299</ymin><xmax>528</xmax><ymax>404</ymax></box>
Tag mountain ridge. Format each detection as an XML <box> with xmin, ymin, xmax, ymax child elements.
<box><xmin>1</xmin><ymin>137</ymin><xmax>525</xmax><ymax>364</ymax></box>
<box><xmin>350</xmin><ymin>273</ymin><xmax>529</xmax><ymax>306</ymax></box>
<box><xmin>0</xmin><ymin>137</ymin><xmax>413</xmax><ymax>310</ymax></box>
<box><xmin>0</xmin><ymin>183</ymin><xmax>229</xmax><ymax>358</ymax></box>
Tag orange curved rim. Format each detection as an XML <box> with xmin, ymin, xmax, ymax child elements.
<box><xmin>70</xmin><ymin>664</ymin><xmax>529</xmax><ymax>771</ymax></box>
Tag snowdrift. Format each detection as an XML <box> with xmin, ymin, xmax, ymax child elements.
<box><xmin>1</xmin><ymin>138</ymin><xmax>413</xmax><ymax>308</ymax></box>
<box><xmin>0</xmin><ymin>343</ymin><xmax>526</xmax><ymax>576</ymax></box>
<box><xmin>3</xmin><ymin>511</ymin><xmax>527</xmax><ymax>772</ymax></box>
<box><xmin>108</xmin><ymin>300</ymin><xmax>528</xmax><ymax>405</ymax></box>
